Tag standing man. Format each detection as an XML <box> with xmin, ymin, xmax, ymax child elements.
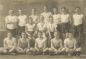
<box><xmin>29</xmin><ymin>8</ymin><xmax>38</xmax><ymax>24</ymax></box>
<box><xmin>73</xmin><ymin>7</ymin><xmax>84</xmax><ymax>38</ymax></box>
<box><xmin>72</xmin><ymin>7</ymin><xmax>84</xmax><ymax>47</ymax></box>
<box><xmin>18</xmin><ymin>9</ymin><xmax>27</xmax><ymax>36</ymax></box>
<box><xmin>60</xmin><ymin>7</ymin><xmax>71</xmax><ymax>39</ymax></box>
<box><xmin>41</xmin><ymin>6</ymin><xmax>52</xmax><ymax>24</ymax></box>
<box><xmin>52</xmin><ymin>8</ymin><xmax>61</xmax><ymax>32</ymax></box>
<box><xmin>5</xmin><ymin>10</ymin><xmax>18</xmax><ymax>37</ymax></box>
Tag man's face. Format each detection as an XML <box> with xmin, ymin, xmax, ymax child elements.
<box><xmin>29</xmin><ymin>17</ymin><xmax>33</xmax><ymax>24</ymax></box>
<box><xmin>53</xmin><ymin>8</ymin><xmax>57</xmax><ymax>13</ymax></box>
<box><xmin>61</xmin><ymin>8</ymin><xmax>65</xmax><ymax>13</ymax></box>
<box><xmin>43</xmin><ymin>6</ymin><xmax>48</xmax><ymax>12</ymax></box>
<box><xmin>19</xmin><ymin>10</ymin><xmax>22</xmax><ymax>15</ymax></box>
<box><xmin>9</xmin><ymin>10</ymin><xmax>13</xmax><ymax>15</ymax></box>
<box><xmin>69</xmin><ymin>33</ymin><xmax>73</xmax><ymax>39</ymax></box>
<box><xmin>40</xmin><ymin>16</ymin><xmax>44</xmax><ymax>22</ymax></box>
<box><xmin>22</xmin><ymin>33</ymin><xmax>25</xmax><ymax>37</ymax></box>
<box><xmin>7</xmin><ymin>33</ymin><xmax>12</xmax><ymax>38</ymax></box>
<box><xmin>32</xmin><ymin>9</ymin><xmax>35</xmax><ymax>14</ymax></box>
<box><xmin>54</xmin><ymin>32</ymin><xmax>59</xmax><ymax>39</ymax></box>
<box><xmin>75</xmin><ymin>8</ymin><xmax>80</xmax><ymax>13</ymax></box>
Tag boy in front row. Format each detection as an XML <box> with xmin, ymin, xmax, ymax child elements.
<box><xmin>0</xmin><ymin>32</ymin><xmax>16</xmax><ymax>54</ymax></box>
<box><xmin>62</xmin><ymin>33</ymin><xmax>81</xmax><ymax>56</ymax></box>
<box><xmin>48</xmin><ymin>31</ymin><xmax>63</xmax><ymax>55</ymax></box>
<box><xmin>28</xmin><ymin>31</ymin><xmax>48</xmax><ymax>55</ymax></box>
<box><xmin>16</xmin><ymin>32</ymin><xmax>30</xmax><ymax>54</ymax></box>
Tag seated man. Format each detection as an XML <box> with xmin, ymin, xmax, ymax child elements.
<box><xmin>62</xmin><ymin>33</ymin><xmax>81</xmax><ymax>56</ymax></box>
<box><xmin>16</xmin><ymin>32</ymin><xmax>30</xmax><ymax>54</ymax></box>
<box><xmin>49</xmin><ymin>31</ymin><xmax>63</xmax><ymax>55</ymax></box>
<box><xmin>0</xmin><ymin>32</ymin><xmax>16</xmax><ymax>54</ymax></box>
<box><xmin>29</xmin><ymin>31</ymin><xmax>48</xmax><ymax>55</ymax></box>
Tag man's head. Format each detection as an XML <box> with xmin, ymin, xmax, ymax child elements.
<box><xmin>7</xmin><ymin>32</ymin><xmax>12</xmax><ymax>38</ymax></box>
<box><xmin>43</xmin><ymin>5</ymin><xmax>48</xmax><ymax>12</ymax></box>
<box><xmin>68</xmin><ymin>33</ymin><xmax>73</xmax><ymax>39</ymax></box>
<box><xmin>18</xmin><ymin>9</ymin><xmax>23</xmax><ymax>15</ymax></box>
<box><xmin>54</xmin><ymin>31</ymin><xmax>60</xmax><ymax>39</ymax></box>
<box><xmin>8</xmin><ymin>10</ymin><xmax>14</xmax><ymax>15</ymax></box>
<box><xmin>38</xmin><ymin>31</ymin><xmax>43</xmax><ymax>38</ymax></box>
<box><xmin>53</xmin><ymin>8</ymin><xmax>58</xmax><ymax>14</ymax></box>
<box><xmin>28</xmin><ymin>17</ymin><xmax>33</xmax><ymax>24</ymax></box>
<box><xmin>75</xmin><ymin>7</ymin><xmax>81</xmax><ymax>14</ymax></box>
<box><xmin>39</xmin><ymin>15</ymin><xmax>44</xmax><ymax>22</ymax></box>
<box><xmin>31</xmin><ymin>8</ymin><xmax>36</xmax><ymax>15</ymax></box>
<box><xmin>61</xmin><ymin>7</ymin><xmax>66</xmax><ymax>13</ymax></box>
<box><xmin>21</xmin><ymin>32</ymin><xmax>26</xmax><ymax>38</ymax></box>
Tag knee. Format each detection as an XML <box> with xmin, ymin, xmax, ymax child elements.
<box><xmin>76</xmin><ymin>48</ymin><xmax>82</xmax><ymax>52</ymax></box>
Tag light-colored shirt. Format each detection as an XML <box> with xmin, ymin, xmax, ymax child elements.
<box><xmin>29</xmin><ymin>15</ymin><xmax>38</xmax><ymax>23</ymax></box>
<box><xmin>73</xmin><ymin>14</ymin><xmax>84</xmax><ymax>26</ymax></box>
<box><xmin>41</xmin><ymin>12</ymin><xmax>52</xmax><ymax>23</ymax></box>
<box><xmin>37</xmin><ymin>23</ymin><xmax>46</xmax><ymax>31</ymax></box>
<box><xmin>60</xmin><ymin>14</ymin><xmax>70</xmax><ymax>23</ymax></box>
<box><xmin>46</xmin><ymin>23</ymin><xmax>57</xmax><ymax>32</ymax></box>
<box><xmin>5</xmin><ymin>15</ymin><xmax>18</xmax><ymax>29</ymax></box>
<box><xmin>53</xmin><ymin>14</ymin><xmax>61</xmax><ymax>24</ymax></box>
<box><xmin>18</xmin><ymin>15</ymin><xmax>27</xmax><ymax>27</ymax></box>
<box><xmin>25</xmin><ymin>23</ymin><xmax>35</xmax><ymax>32</ymax></box>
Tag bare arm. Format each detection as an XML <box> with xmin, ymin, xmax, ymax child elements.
<box><xmin>51</xmin><ymin>40</ymin><xmax>57</xmax><ymax>51</ymax></box>
<box><xmin>9</xmin><ymin>38</ymin><xmax>17</xmax><ymax>52</ymax></box>
<box><xmin>3</xmin><ymin>39</ymin><xmax>8</xmax><ymax>49</ymax></box>
<box><xmin>35</xmin><ymin>39</ymin><xmax>39</xmax><ymax>51</ymax></box>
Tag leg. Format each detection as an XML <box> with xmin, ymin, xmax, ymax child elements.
<box><xmin>16</xmin><ymin>47</ymin><xmax>25</xmax><ymax>54</ymax></box>
<box><xmin>0</xmin><ymin>47</ymin><xmax>8</xmax><ymax>54</ymax></box>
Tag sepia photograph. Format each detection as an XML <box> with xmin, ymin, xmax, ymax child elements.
<box><xmin>0</xmin><ymin>0</ymin><xmax>86</xmax><ymax>59</ymax></box>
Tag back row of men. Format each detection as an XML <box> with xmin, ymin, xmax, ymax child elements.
<box><xmin>5</xmin><ymin>6</ymin><xmax>84</xmax><ymax>39</ymax></box>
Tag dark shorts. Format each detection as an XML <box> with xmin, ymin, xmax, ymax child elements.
<box><xmin>73</xmin><ymin>24</ymin><xmax>83</xmax><ymax>34</ymax></box>
<box><xmin>56</xmin><ymin>24</ymin><xmax>62</xmax><ymax>32</ymax></box>
<box><xmin>18</xmin><ymin>26</ymin><xmax>25</xmax><ymax>36</ymax></box>
<box><xmin>7</xmin><ymin>28</ymin><xmax>17</xmax><ymax>37</ymax></box>
<box><xmin>60</xmin><ymin>23</ymin><xmax>70</xmax><ymax>33</ymax></box>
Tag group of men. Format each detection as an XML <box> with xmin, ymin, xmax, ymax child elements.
<box><xmin>0</xmin><ymin>6</ymin><xmax>84</xmax><ymax>56</ymax></box>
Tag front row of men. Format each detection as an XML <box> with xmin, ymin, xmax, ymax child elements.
<box><xmin>0</xmin><ymin>31</ymin><xmax>81</xmax><ymax>56</ymax></box>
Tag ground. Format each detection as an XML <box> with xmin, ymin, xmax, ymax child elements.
<box><xmin>0</xmin><ymin>55</ymin><xmax>86</xmax><ymax>59</ymax></box>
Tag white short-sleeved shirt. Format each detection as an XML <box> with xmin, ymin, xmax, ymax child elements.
<box><xmin>60</xmin><ymin>14</ymin><xmax>70</xmax><ymax>23</ymax></box>
<box><xmin>46</xmin><ymin>23</ymin><xmax>57</xmax><ymax>32</ymax></box>
<box><xmin>64</xmin><ymin>38</ymin><xmax>76</xmax><ymax>48</ymax></box>
<box><xmin>73</xmin><ymin>14</ymin><xmax>84</xmax><ymax>26</ymax></box>
<box><xmin>4</xmin><ymin>37</ymin><xmax>16</xmax><ymax>48</ymax></box>
<box><xmin>37</xmin><ymin>23</ymin><xmax>46</xmax><ymax>31</ymax></box>
<box><xmin>53</xmin><ymin>14</ymin><xmax>61</xmax><ymax>24</ymax></box>
<box><xmin>5</xmin><ymin>15</ymin><xmax>18</xmax><ymax>29</ymax></box>
<box><xmin>25</xmin><ymin>23</ymin><xmax>35</xmax><ymax>32</ymax></box>
<box><xmin>35</xmin><ymin>38</ymin><xmax>46</xmax><ymax>49</ymax></box>
<box><xmin>41</xmin><ymin>12</ymin><xmax>52</xmax><ymax>23</ymax></box>
<box><xmin>18</xmin><ymin>15</ymin><xmax>27</xmax><ymax>27</ymax></box>
<box><xmin>29</xmin><ymin>15</ymin><xmax>38</xmax><ymax>23</ymax></box>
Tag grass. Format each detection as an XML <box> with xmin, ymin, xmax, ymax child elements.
<box><xmin>0</xmin><ymin>55</ymin><xmax>86</xmax><ymax>59</ymax></box>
